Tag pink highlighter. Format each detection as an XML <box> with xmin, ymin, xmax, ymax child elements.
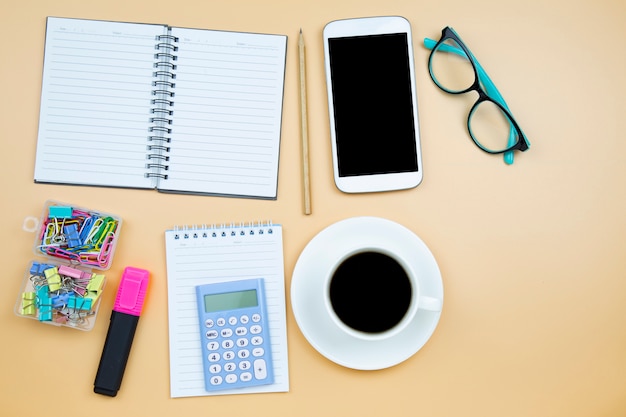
<box><xmin>94</xmin><ymin>267</ymin><xmax>150</xmax><ymax>397</ymax></box>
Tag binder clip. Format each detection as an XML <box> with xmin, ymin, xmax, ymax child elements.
<box><xmin>16</xmin><ymin>261</ymin><xmax>107</xmax><ymax>331</ymax></box>
<box><xmin>20</xmin><ymin>292</ymin><xmax>36</xmax><ymax>316</ymax></box>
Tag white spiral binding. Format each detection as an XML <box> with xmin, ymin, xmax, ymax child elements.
<box><xmin>172</xmin><ymin>222</ymin><xmax>275</xmax><ymax>240</ymax></box>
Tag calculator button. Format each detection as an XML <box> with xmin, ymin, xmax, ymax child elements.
<box><xmin>241</xmin><ymin>372</ymin><xmax>252</xmax><ymax>382</ymax></box>
<box><xmin>206</xmin><ymin>330</ymin><xmax>219</xmax><ymax>339</ymax></box>
<box><xmin>209</xmin><ymin>364</ymin><xmax>221</xmax><ymax>373</ymax></box>
<box><xmin>238</xmin><ymin>349</ymin><xmax>250</xmax><ymax>359</ymax></box>
<box><xmin>216</xmin><ymin>318</ymin><xmax>226</xmax><ymax>326</ymax></box>
<box><xmin>250</xmin><ymin>324</ymin><xmax>262</xmax><ymax>334</ymax></box>
<box><xmin>236</xmin><ymin>338</ymin><xmax>249</xmax><ymax>347</ymax></box>
<box><xmin>251</xmin><ymin>336</ymin><xmax>263</xmax><ymax>345</ymax></box>
<box><xmin>223</xmin><ymin>351</ymin><xmax>235</xmax><ymax>361</ymax></box>
<box><xmin>235</xmin><ymin>326</ymin><xmax>247</xmax><ymax>336</ymax></box>
<box><xmin>239</xmin><ymin>360</ymin><xmax>251</xmax><ymax>370</ymax></box>
<box><xmin>252</xmin><ymin>347</ymin><xmax>265</xmax><ymax>357</ymax></box>
<box><xmin>240</xmin><ymin>315</ymin><xmax>249</xmax><ymax>324</ymax></box>
<box><xmin>225</xmin><ymin>374</ymin><xmax>238</xmax><ymax>384</ymax></box>
<box><xmin>224</xmin><ymin>362</ymin><xmax>237</xmax><ymax>372</ymax></box>
<box><xmin>207</xmin><ymin>341</ymin><xmax>219</xmax><ymax>351</ymax></box>
<box><xmin>210</xmin><ymin>376</ymin><xmax>223</xmax><ymax>386</ymax></box>
<box><xmin>252</xmin><ymin>313</ymin><xmax>261</xmax><ymax>323</ymax></box>
<box><xmin>208</xmin><ymin>352</ymin><xmax>221</xmax><ymax>362</ymax></box>
<box><xmin>228</xmin><ymin>316</ymin><xmax>238</xmax><ymax>325</ymax></box>
<box><xmin>221</xmin><ymin>328</ymin><xmax>233</xmax><ymax>338</ymax></box>
<box><xmin>205</xmin><ymin>319</ymin><xmax>214</xmax><ymax>328</ymax></box>
<box><xmin>253</xmin><ymin>359</ymin><xmax>268</xmax><ymax>380</ymax></box>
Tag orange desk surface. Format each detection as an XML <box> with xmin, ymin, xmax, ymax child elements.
<box><xmin>2</xmin><ymin>1</ymin><xmax>625</xmax><ymax>416</ymax></box>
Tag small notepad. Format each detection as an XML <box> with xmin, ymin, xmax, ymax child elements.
<box><xmin>164</xmin><ymin>223</ymin><xmax>289</xmax><ymax>397</ymax></box>
<box><xmin>34</xmin><ymin>17</ymin><xmax>287</xmax><ymax>199</ymax></box>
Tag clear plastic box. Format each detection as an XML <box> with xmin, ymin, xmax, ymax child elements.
<box><xmin>16</xmin><ymin>200</ymin><xmax>122</xmax><ymax>330</ymax></box>
<box><xmin>14</xmin><ymin>260</ymin><xmax>107</xmax><ymax>331</ymax></box>
<box><xmin>30</xmin><ymin>200</ymin><xmax>122</xmax><ymax>270</ymax></box>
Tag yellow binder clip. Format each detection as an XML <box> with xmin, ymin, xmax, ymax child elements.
<box><xmin>44</xmin><ymin>267</ymin><xmax>62</xmax><ymax>292</ymax></box>
<box><xmin>20</xmin><ymin>292</ymin><xmax>36</xmax><ymax>316</ymax></box>
<box><xmin>86</xmin><ymin>274</ymin><xmax>105</xmax><ymax>302</ymax></box>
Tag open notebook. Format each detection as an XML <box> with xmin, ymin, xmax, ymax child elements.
<box><xmin>34</xmin><ymin>17</ymin><xmax>287</xmax><ymax>199</ymax></box>
<box><xmin>164</xmin><ymin>223</ymin><xmax>289</xmax><ymax>397</ymax></box>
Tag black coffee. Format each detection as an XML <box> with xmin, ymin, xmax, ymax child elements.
<box><xmin>329</xmin><ymin>251</ymin><xmax>412</xmax><ymax>334</ymax></box>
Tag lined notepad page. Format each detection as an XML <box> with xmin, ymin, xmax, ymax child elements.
<box><xmin>159</xmin><ymin>28</ymin><xmax>287</xmax><ymax>199</ymax></box>
<box><xmin>34</xmin><ymin>17</ymin><xmax>162</xmax><ymax>189</ymax></box>
<box><xmin>165</xmin><ymin>224</ymin><xmax>289</xmax><ymax>397</ymax></box>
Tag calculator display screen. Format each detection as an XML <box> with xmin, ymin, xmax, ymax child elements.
<box><xmin>203</xmin><ymin>289</ymin><xmax>258</xmax><ymax>313</ymax></box>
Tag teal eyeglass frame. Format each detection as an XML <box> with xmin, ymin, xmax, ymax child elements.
<box><xmin>424</xmin><ymin>27</ymin><xmax>529</xmax><ymax>164</ymax></box>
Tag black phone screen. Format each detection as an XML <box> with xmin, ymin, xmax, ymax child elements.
<box><xmin>328</xmin><ymin>33</ymin><xmax>419</xmax><ymax>177</ymax></box>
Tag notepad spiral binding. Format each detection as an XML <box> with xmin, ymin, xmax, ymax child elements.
<box><xmin>146</xmin><ymin>31</ymin><xmax>179</xmax><ymax>181</ymax></box>
<box><xmin>172</xmin><ymin>222</ymin><xmax>276</xmax><ymax>240</ymax></box>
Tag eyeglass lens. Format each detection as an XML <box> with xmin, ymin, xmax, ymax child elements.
<box><xmin>429</xmin><ymin>38</ymin><xmax>474</xmax><ymax>93</ymax></box>
<box><xmin>469</xmin><ymin>100</ymin><xmax>517</xmax><ymax>153</ymax></box>
<box><xmin>430</xmin><ymin>38</ymin><xmax>518</xmax><ymax>153</ymax></box>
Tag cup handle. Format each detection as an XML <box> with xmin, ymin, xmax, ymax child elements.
<box><xmin>418</xmin><ymin>295</ymin><xmax>442</xmax><ymax>312</ymax></box>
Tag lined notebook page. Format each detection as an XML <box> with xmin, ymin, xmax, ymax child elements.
<box><xmin>164</xmin><ymin>224</ymin><xmax>289</xmax><ymax>397</ymax></box>
<box><xmin>159</xmin><ymin>28</ymin><xmax>287</xmax><ymax>199</ymax></box>
<box><xmin>34</xmin><ymin>17</ymin><xmax>163</xmax><ymax>189</ymax></box>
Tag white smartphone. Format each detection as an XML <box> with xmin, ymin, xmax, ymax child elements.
<box><xmin>323</xmin><ymin>16</ymin><xmax>423</xmax><ymax>193</ymax></box>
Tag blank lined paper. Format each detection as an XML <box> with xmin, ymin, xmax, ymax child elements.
<box><xmin>164</xmin><ymin>224</ymin><xmax>289</xmax><ymax>397</ymax></box>
<box><xmin>34</xmin><ymin>18</ymin><xmax>163</xmax><ymax>189</ymax></box>
<box><xmin>160</xmin><ymin>27</ymin><xmax>286</xmax><ymax>198</ymax></box>
<box><xmin>33</xmin><ymin>17</ymin><xmax>287</xmax><ymax>199</ymax></box>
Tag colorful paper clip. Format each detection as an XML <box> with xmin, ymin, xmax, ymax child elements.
<box><xmin>37</xmin><ymin>205</ymin><xmax>120</xmax><ymax>269</ymax></box>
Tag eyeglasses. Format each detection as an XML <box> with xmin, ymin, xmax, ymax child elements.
<box><xmin>424</xmin><ymin>27</ymin><xmax>529</xmax><ymax>165</ymax></box>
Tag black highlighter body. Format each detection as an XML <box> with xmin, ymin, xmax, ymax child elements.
<box><xmin>94</xmin><ymin>311</ymin><xmax>139</xmax><ymax>396</ymax></box>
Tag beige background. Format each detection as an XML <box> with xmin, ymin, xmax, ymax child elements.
<box><xmin>2</xmin><ymin>0</ymin><xmax>625</xmax><ymax>416</ymax></box>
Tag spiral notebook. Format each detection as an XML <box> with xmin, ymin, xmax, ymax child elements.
<box><xmin>34</xmin><ymin>17</ymin><xmax>287</xmax><ymax>199</ymax></box>
<box><xmin>164</xmin><ymin>222</ymin><xmax>289</xmax><ymax>397</ymax></box>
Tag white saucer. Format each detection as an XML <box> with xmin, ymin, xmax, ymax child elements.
<box><xmin>290</xmin><ymin>217</ymin><xmax>443</xmax><ymax>370</ymax></box>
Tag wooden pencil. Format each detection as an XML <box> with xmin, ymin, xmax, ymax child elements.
<box><xmin>299</xmin><ymin>29</ymin><xmax>312</xmax><ymax>215</ymax></box>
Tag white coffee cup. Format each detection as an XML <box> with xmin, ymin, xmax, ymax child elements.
<box><xmin>324</xmin><ymin>247</ymin><xmax>442</xmax><ymax>341</ymax></box>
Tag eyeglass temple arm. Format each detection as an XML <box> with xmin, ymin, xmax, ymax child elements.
<box><xmin>424</xmin><ymin>38</ymin><xmax>515</xmax><ymax>165</ymax></box>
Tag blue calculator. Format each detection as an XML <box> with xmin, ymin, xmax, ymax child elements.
<box><xmin>195</xmin><ymin>278</ymin><xmax>274</xmax><ymax>392</ymax></box>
